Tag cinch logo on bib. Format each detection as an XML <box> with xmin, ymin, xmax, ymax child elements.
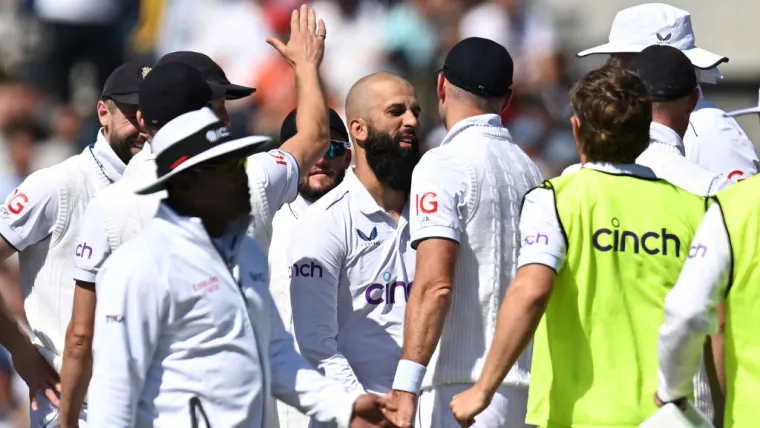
<box><xmin>592</xmin><ymin>218</ymin><xmax>682</xmax><ymax>257</ymax></box>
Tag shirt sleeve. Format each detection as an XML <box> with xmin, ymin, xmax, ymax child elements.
<box><xmin>657</xmin><ymin>204</ymin><xmax>730</xmax><ymax>401</ymax></box>
<box><xmin>72</xmin><ymin>200</ymin><xmax>111</xmax><ymax>284</ymax></box>
<box><xmin>87</xmin><ymin>249</ymin><xmax>169</xmax><ymax>428</ymax></box>
<box><xmin>267</xmin><ymin>289</ymin><xmax>360</xmax><ymax>428</ymax></box>
<box><xmin>516</xmin><ymin>187</ymin><xmax>567</xmax><ymax>272</ymax></box>
<box><xmin>409</xmin><ymin>151</ymin><xmax>469</xmax><ymax>248</ymax></box>
<box><xmin>288</xmin><ymin>214</ymin><xmax>365</xmax><ymax>394</ymax></box>
<box><xmin>0</xmin><ymin>171</ymin><xmax>60</xmax><ymax>251</ymax></box>
<box><xmin>687</xmin><ymin>119</ymin><xmax>759</xmax><ymax>182</ymax></box>
<box><xmin>247</xmin><ymin>149</ymin><xmax>300</xmax><ymax>214</ymax></box>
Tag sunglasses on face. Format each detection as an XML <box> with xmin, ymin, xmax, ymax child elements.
<box><xmin>326</xmin><ymin>140</ymin><xmax>349</xmax><ymax>160</ymax></box>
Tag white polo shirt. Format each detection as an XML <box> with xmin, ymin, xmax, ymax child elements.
<box><xmin>289</xmin><ymin>169</ymin><xmax>414</xmax><ymax>395</ymax></box>
<box><xmin>685</xmin><ymin>93</ymin><xmax>759</xmax><ymax>182</ymax></box>
<box><xmin>72</xmin><ymin>147</ymin><xmax>299</xmax><ymax>283</ymax></box>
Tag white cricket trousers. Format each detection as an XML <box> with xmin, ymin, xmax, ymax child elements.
<box><xmin>30</xmin><ymin>390</ymin><xmax>88</xmax><ymax>428</ymax></box>
<box><xmin>416</xmin><ymin>384</ymin><xmax>535</xmax><ymax>428</ymax></box>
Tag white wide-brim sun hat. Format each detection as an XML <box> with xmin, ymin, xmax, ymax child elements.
<box><xmin>136</xmin><ymin>107</ymin><xmax>270</xmax><ymax>195</ymax></box>
<box><xmin>577</xmin><ymin>3</ymin><xmax>728</xmax><ymax>71</ymax></box>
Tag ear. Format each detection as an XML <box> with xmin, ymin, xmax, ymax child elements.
<box><xmin>437</xmin><ymin>73</ymin><xmax>446</xmax><ymax>102</ymax></box>
<box><xmin>349</xmin><ymin>118</ymin><xmax>368</xmax><ymax>147</ymax></box>
<box><xmin>343</xmin><ymin>148</ymin><xmax>353</xmax><ymax>167</ymax></box>
<box><xmin>687</xmin><ymin>89</ymin><xmax>700</xmax><ymax>113</ymax></box>
<box><xmin>97</xmin><ymin>100</ymin><xmax>110</xmax><ymax>127</ymax></box>
<box><xmin>570</xmin><ymin>115</ymin><xmax>584</xmax><ymax>160</ymax></box>
<box><xmin>136</xmin><ymin>110</ymin><xmax>146</xmax><ymax>131</ymax></box>
<box><xmin>500</xmin><ymin>90</ymin><xmax>514</xmax><ymax>115</ymax></box>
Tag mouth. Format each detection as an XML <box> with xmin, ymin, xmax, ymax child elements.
<box><xmin>310</xmin><ymin>169</ymin><xmax>334</xmax><ymax>178</ymax></box>
<box><xmin>398</xmin><ymin>134</ymin><xmax>416</xmax><ymax>148</ymax></box>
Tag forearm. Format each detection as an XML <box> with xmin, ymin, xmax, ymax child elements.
<box><xmin>400</xmin><ymin>280</ymin><xmax>452</xmax><ymax>366</ymax></box>
<box><xmin>281</xmin><ymin>66</ymin><xmax>329</xmax><ymax>176</ymax></box>
<box><xmin>0</xmin><ymin>295</ymin><xmax>29</xmax><ymax>354</ymax></box>
<box><xmin>59</xmin><ymin>324</ymin><xmax>93</xmax><ymax>424</ymax></box>
<box><xmin>476</xmin><ymin>281</ymin><xmax>549</xmax><ymax>397</ymax></box>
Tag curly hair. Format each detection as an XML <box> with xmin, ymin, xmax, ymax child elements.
<box><xmin>570</xmin><ymin>65</ymin><xmax>652</xmax><ymax>164</ymax></box>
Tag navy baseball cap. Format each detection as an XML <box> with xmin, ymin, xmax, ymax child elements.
<box><xmin>280</xmin><ymin>108</ymin><xmax>349</xmax><ymax>143</ymax></box>
<box><xmin>101</xmin><ymin>61</ymin><xmax>152</xmax><ymax>105</ymax></box>
<box><xmin>155</xmin><ymin>51</ymin><xmax>256</xmax><ymax>101</ymax></box>
<box><xmin>628</xmin><ymin>45</ymin><xmax>698</xmax><ymax>102</ymax></box>
<box><xmin>442</xmin><ymin>37</ymin><xmax>514</xmax><ymax>98</ymax></box>
<box><xmin>138</xmin><ymin>62</ymin><xmax>213</xmax><ymax>128</ymax></box>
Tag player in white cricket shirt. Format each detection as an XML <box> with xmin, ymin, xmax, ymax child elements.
<box><xmin>383</xmin><ymin>38</ymin><xmax>543</xmax><ymax>428</ymax></box>
<box><xmin>62</xmin><ymin>6</ymin><xmax>345</xmax><ymax>427</ymax></box>
<box><xmin>270</xmin><ymin>107</ymin><xmax>352</xmax><ymax>428</ymax></box>
<box><xmin>0</xmin><ymin>61</ymin><xmax>148</xmax><ymax>427</ymax></box>
<box><xmin>288</xmin><ymin>71</ymin><xmax>420</xmax><ymax>426</ymax></box>
<box><xmin>57</xmin><ymin>61</ymin><xmax>215</xmax><ymax>427</ymax></box>
<box><xmin>576</xmin><ymin>3</ymin><xmax>759</xmax><ymax>182</ymax></box>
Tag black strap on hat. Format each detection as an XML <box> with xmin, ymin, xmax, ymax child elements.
<box><xmin>155</xmin><ymin>121</ymin><xmax>235</xmax><ymax>177</ymax></box>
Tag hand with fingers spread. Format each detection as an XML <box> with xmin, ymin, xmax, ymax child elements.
<box><xmin>9</xmin><ymin>337</ymin><xmax>60</xmax><ymax>411</ymax></box>
<box><xmin>449</xmin><ymin>385</ymin><xmax>492</xmax><ymax>427</ymax></box>
<box><xmin>266</xmin><ymin>4</ymin><xmax>326</xmax><ymax>69</ymax></box>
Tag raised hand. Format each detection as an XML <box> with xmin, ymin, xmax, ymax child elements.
<box><xmin>266</xmin><ymin>4</ymin><xmax>326</xmax><ymax>69</ymax></box>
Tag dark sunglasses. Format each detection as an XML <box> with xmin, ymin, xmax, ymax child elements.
<box><xmin>326</xmin><ymin>140</ymin><xmax>350</xmax><ymax>160</ymax></box>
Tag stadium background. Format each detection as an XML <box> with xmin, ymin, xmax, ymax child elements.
<box><xmin>0</xmin><ymin>0</ymin><xmax>755</xmax><ymax>425</ymax></box>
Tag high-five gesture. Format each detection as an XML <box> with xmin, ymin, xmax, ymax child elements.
<box><xmin>266</xmin><ymin>4</ymin><xmax>326</xmax><ymax>69</ymax></box>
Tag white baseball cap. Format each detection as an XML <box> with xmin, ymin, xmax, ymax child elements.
<box><xmin>577</xmin><ymin>3</ymin><xmax>728</xmax><ymax>71</ymax></box>
<box><xmin>136</xmin><ymin>107</ymin><xmax>270</xmax><ymax>195</ymax></box>
<box><xmin>724</xmin><ymin>88</ymin><xmax>760</xmax><ymax>117</ymax></box>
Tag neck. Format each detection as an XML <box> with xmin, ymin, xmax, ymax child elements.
<box><xmin>353</xmin><ymin>161</ymin><xmax>407</xmax><ymax>215</ymax></box>
<box><xmin>652</xmin><ymin>113</ymin><xmax>688</xmax><ymax>138</ymax></box>
<box><xmin>444</xmin><ymin>105</ymin><xmax>490</xmax><ymax>130</ymax></box>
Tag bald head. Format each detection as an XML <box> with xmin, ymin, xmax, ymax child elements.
<box><xmin>345</xmin><ymin>72</ymin><xmax>414</xmax><ymax>122</ymax></box>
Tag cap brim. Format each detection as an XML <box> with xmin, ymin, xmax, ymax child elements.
<box><xmin>135</xmin><ymin>135</ymin><xmax>271</xmax><ymax>195</ymax></box>
<box><xmin>107</xmin><ymin>92</ymin><xmax>140</xmax><ymax>105</ymax></box>
<box><xmin>577</xmin><ymin>43</ymin><xmax>728</xmax><ymax>69</ymax></box>
<box><xmin>724</xmin><ymin>106</ymin><xmax>760</xmax><ymax>117</ymax></box>
<box><xmin>224</xmin><ymin>83</ymin><xmax>256</xmax><ymax>100</ymax></box>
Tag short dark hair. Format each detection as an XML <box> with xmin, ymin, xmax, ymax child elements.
<box><xmin>570</xmin><ymin>65</ymin><xmax>652</xmax><ymax>163</ymax></box>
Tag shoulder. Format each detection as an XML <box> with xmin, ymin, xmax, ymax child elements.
<box><xmin>100</xmin><ymin>223</ymin><xmax>164</xmax><ymax>276</ymax></box>
<box><xmin>690</xmin><ymin>102</ymin><xmax>751</xmax><ymax>141</ymax></box>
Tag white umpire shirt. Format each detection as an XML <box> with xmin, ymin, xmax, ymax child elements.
<box><xmin>685</xmin><ymin>92</ymin><xmax>759</xmax><ymax>182</ymax></box>
<box><xmin>73</xmin><ymin>147</ymin><xmax>299</xmax><ymax>283</ymax></box>
<box><xmin>563</xmin><ymin>123</ymin><xmax>732</xmax><ymax>197</ymax></box>
<box><xmin>89</xmin><ymin>204</ymin><xmax>361</xmax><ymax>428</ymax></box>
<box><xmin>289</xmin><ymin>169</ymin><xmax>414</xmax><ymax>396</ymax></box>
<box><xmin>657</xmin><ymin>203</ymin><xmax>729</xmax><ymax>401</ymax></box>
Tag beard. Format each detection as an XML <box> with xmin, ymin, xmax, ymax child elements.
<box><xmin>364</xmin><ymin>125</ymin><xmax>420</xmax><ymax>193</ymax></box>
<box><xmin>107</xmin><ymin>127</ymin><xmax>142</xmax><ymax>165</ymax></box>
<box><xmin>298</xmin><ymin>168</ymin><xmax>346</xmax><ymax>202</ymax></box>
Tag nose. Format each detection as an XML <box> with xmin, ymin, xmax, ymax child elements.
<box><xmin>402</xmin><ymin>110</ymin><xmax>419</xmax><ymax>131</ymax></box>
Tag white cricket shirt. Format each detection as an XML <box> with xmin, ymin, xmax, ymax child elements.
<box><xmin>685</xmin><ymin>93</ymin><xmax>759</xmax><ymax>182</ymax></box>
<box><xmin>409</xmin><ymin>114</ymin><xmax>543</xmax><ymax>389</ymax></box>
<box><xmin>289</xmin><ymin>169</ymin><xmax>415</xmax><ymax>395</ymax></box>
<box><xmin>657</xmin><ymin>204</ymin><xmax>730</xmax><ymax>401</ymax></box>
<box><xmin>72</xmin><ymin>148</ymin><xmax>299</xmax><ymax>283</ymax></box>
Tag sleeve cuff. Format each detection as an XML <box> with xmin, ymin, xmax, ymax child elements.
<box><xmin>410</xmin><ymin>226</ymin><xmax>460</xmax><ymax>248</ymax></box>
<box><xmin>0</xmin><ymin>222</ymin><xmax>24</xmax><ymax>252</ymax></box>
<box><xmin>335</xmin><ymin>389</ymin><xmax>363</xmax><ymax>428</ymax></box>
<box><xmin>72</xmin><ymin>267</ymin><xmax>97</xmax><ymax>284</ymax></box>
<box><xmin>517</xmin><ymin>252</ymin><xmax>563</xmax><ymax>272</ymax></box>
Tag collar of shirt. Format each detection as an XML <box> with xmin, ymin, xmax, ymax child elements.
<box><xmin>648</xmin><ymin>122</ymin><xmax>685</xmax><ymax>156</ymax></box>
<box><xmin>344</xmin><ymin>168</ymin><xmax>411</xmax><ymax>224</ymax></box>
<box><xmin>92</xmin><ymin>128</ymin><xmax>127</xmax><ymax>181</ymax></box>
<box><xmin>288</xmin><ymin>195</ymin><xmax>312</xmax><ymax>220</ymax></box>
<box><xmin>438</xmin><ymin>114</ymin><xmax>508</xmax><ymax>148</ymax></box>
<box><xmin>582</xmin><ymin>162</ymin><xmax>657</xmax><ymax>179</ymax></box>
<box><xmin>156</xmin><ymin>203</ymin><xmax>249</xmax><ymax>265</ymax></box>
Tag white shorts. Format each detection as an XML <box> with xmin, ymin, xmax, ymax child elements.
<box><xmin>416</xmin><ymin>384</ymin><xmax>534</xmax><ymax>428</ymax></box>
<box><xmin>30</xmin><ymin>390</ymin><xmax>88</xmax><ymax>428</ymax></box>
<box><xmin>277</xmin><ymin>399</ymin><xmax>309</xmax><ymax>428</ymax></box>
